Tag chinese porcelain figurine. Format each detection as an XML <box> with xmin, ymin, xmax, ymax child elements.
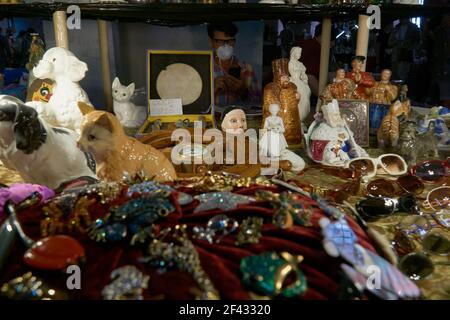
<box><xmin>0</xmin><ymin>96</ymin><xmax>97</xmax><ymax>189</ymax></box>
<box><xmin>259</xmin><ymin>104</ymin><xmax>289</xmax><ymax>158</ymax></box>
<box><xmin>377</xmin><ymin>100</ymin><xmax>407</xmax><ymax>149</ymax></box>
<box><xmin>112</xmin><ymin>77</ymin><xmax>147</xmax><ymax>128</ymax></box>
<box><xmin>77</xmin><ymin>102</ymin><xmax>177</xmax><ymax>182</ymax></box>
<box><xmin>418</xmin><ymin>107</ymin><xmax>450</xmax><ymax>150</ymax></box>
<box><xmin>345</xmin><ymin>56</ymin><xmax>375</xmax><ymax>100</ymax></box>
<box><xmin>29</xmin><ymin>47</ymin><xmax>93</xmax><ymax>132</ymax></box>
<box><xmin>305</xmin><ymin>99</ymin><xmax>368</xmax><ymax>166</ymax></box>
<box><xmin>263</xmin><ymin>59</ymin><xmax>302</xmax><ymax>145</ymax></box>
<box><xmin>289</xmin><ymin>47</ymin><xmax>311</xmax><ymax>123</ymax></box>
<box><xmin>320</xmin><ymin>68</ymin><xmax>356</xmax><ymax>105</ymax></box>
<box><xmin>370</xmin><ymin>69</ymin><xmax>398</xmax><ymax>105</ymax></box>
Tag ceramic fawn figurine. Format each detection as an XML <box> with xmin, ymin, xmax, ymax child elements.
<box><xmin>77</xmin><ymin>102</ymin><xmax>177</xmax><ymax>183</ymax></box>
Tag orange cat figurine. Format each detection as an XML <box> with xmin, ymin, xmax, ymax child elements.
<box><xmin>77</xmin><ymin>102</ymin><xmax>177</xmax><ymax>182</ymax></box>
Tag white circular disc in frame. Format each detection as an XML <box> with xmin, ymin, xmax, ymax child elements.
<box><xmin>156</xmin><ymin>63</ymin><xmax>203</xmax><ymax>106</ymax></box>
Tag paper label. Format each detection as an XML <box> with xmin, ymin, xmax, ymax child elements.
<box><xmin>150</xmin><ymin>98</ymin><xmax>183</xmax><ymax>116</ymax></box>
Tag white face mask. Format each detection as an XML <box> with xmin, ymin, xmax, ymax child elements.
<box><xmin>216</xmin><ymin>44</ymin><xmax>234</xmax><ymax>61</ymax></box>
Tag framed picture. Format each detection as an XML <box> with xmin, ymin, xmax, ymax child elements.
<box><xmin>338</xmin><ymin>99</ymin><xmax>370</xmax><ymax>147</ymax></box>
<box><xmin>138</xmin><ymin>50</ymin><xmax>214</xmax><ymax>134</ymax></box>
<box><xmin>139</xmin><ymin>50</ymin><xmax>215</xmax><ymax>135</ymax></box>
<box><xmin>147</xmin><ymin>50</ymin><xmax>213</xmax><ymax>116</ymax></box>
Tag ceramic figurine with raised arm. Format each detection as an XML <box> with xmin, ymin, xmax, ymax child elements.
<box><xmin>289</xmin><ymin>47</ymin><xmax>311</xmax><ymax>123</ymax></box>
<box><xmin>320</xmin><ymin>68</ymin><xmax>356</xmax><ymax>104</ymax></box>
<box><xmin>345</xmin><ymin>56</ymin><xmax>375</xmax><ymax>100</ymax></box>
<box><xmin>370</xmin><ymin>69</ymin><xmax>398</xmax><ymax>105</ymax></box>
<box><xmin>305</xmin><ymin>99</ymin><xmax>368</xmax><ymax>166</ymax></box>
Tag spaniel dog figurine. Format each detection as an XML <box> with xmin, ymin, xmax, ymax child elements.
<box><xmin>0</xmin><ymin>95</ymin><xmax>97</xmax><ymax>189</ymax></box>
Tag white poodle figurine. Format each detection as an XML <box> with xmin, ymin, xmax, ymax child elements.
<box><xmin>30</xmin><ymin>47</ymin><xmax>92</xmax><ymax>132</ymax></box>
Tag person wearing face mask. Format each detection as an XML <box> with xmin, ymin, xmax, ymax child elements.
<box><xmin>207</xmin><ymin>22</ymin><xmax>260</xmax><ymax>107</ymax></box>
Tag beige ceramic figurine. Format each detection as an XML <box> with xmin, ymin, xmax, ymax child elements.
<box><xmin>289</xmin><ymin>47</ymin><xmax>311</xmax><ymax>123</ymax></box>
<box><xmin>370</xmin><ymin>69</ymin><xmax>398</xmax><ymax>105</ymax></box>
<box><xmin>377</xmin><ymin>100</ymin><xmax>408</xmax><ymax>149</ymax></box>
<box><xmin>77</xmin><ymin>102</ymin><xmax>177</xmax><ymax>182</ymax></box>
<box><xmin>320</xmin><ymin>68</ymin><xmax>356</xmax><ymax>105</ymax></box>
<box><xmin>263</xmin><ymin>58</ymin><xmax>302</xmax><ymax>145</ymax></box>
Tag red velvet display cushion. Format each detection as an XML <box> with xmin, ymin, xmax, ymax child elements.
<box><xmin>0</xmin><ymin>185</ymin><xmax>375</xmax><ymax>300</ymax></box>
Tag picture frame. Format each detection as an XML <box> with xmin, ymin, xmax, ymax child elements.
<box><xmin>338</xmin><ymin>99</ymin><xmax>370</xmax><ymax>148</ymax></box>
<box><xmin>138</xmin><ymin>50</ymin><xmax>215</xmax><ymax>135</ymax></box>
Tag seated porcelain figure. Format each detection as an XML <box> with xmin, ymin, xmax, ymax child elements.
<box><xmin>305</xmin><ymin>99</ymin><xmax>368</xmax><ymax>166</ymax></box>
<box><xmin>112</xmin><ymin>77</ymin><xmax>147</xmax><ymax>128</ymax></box>
<box><xmin>28</xmin><ymin>47</ymin><xmax>92</xmax><ymax>132</ymax></box>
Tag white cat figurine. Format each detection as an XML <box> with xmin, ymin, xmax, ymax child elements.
<box><xmin>112</xmin><ymin>77</ymin><xmax>147</xmax><ymax>128</ymax></box>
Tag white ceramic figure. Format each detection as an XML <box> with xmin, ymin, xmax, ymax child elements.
<box><xmin>279</xmin><ymin>149</ymin><xmax>305</xmax><ymax>173</ymax></box>
<box><xmin>259</xmin><ymin>104</ymin><xmax>288</xmax><ymax>158</ymax></box>
<box><xmin>418</xmin><ymin>106</ymin><xmax>450</xmax><ymax>151</ymax></box>
<box><xmin>112</xmin><ymin>77</ymin><xmax>147</xmax><ymax>128</ymax></box>
<box><xmin>0</xmin><ymin>95</ymin><xmax>97</xmax><ymax>189</ymax></box>
<box><xmin>259</xmin><ymin>104</ymin><xmax>305</xmax><ymax>172</ymax></box>
<box><xmin>289</xmin><ymin>47</ymin><xmax>311</xmax><ymax>124</ymax></box>
<box><xmin>304</xmin><ymin>99</ymin><xmax>368</xmax><ymax>167</ymax></box>
<box><xmin>29</xmin><ymin>47</ymin><xmax>92</xmax><ymax>132</ymax></box>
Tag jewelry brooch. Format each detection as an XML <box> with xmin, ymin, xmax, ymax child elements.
<box><xmin>235</xmin><ymin>216</ymin><xmax>264</xmax><ymax>246</ymax></box>
<box><xmin>1</xmin><ymin>272</ymin><xmax>67</xmax><ymax>300</ymax></box>
<box><xmin>101</xmin><ymin>265</ymin><xmax>150</xmax><ymax>300</ymax></box>
<box><xmin>240</xmin><ymin>251</ymin><xmax>307</xmax><ymax>298</ymax></box>
<box><xmin>255</xmin><ymin>190</ymin><xmax>313</xmax><ymax>228</ymax></box>
<box><xmin>140</xmin><ymin>225</ymin><xmax>220</xmax><ymax>300</ymax></box>
<box><xmin>192</xmin><ymin>214</ymin><xmax>239</xmax><ymax>244</ymax></box>
<box><xmin>127</xmin><ymin>181</ymin><xmax>193</xmax><ymax>206</ymax></box>
<box><xmin>88</xmin><ymin>191</ymin><xmax>174</xmax><ymax>243</ymax></box>
<box><xmin>194</xmin><ymin>192</ymin><xmax>254</xmax><ymax>213</ymax></box>
<box><xmin>41</xmin><ymin>195</ymin><xmax>95</xmax><ymax>237</ymax></box>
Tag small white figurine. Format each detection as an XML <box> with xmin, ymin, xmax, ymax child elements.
<box><xmin>259</xmin><ymin>103</ymin><xmax>288</xmax><ymax>158</ymax></box>
<box><xmin>305</xmin><ymin>99</ymin><xmax>368</xmax><ymax>167</ymax></box>
<box><xmin>112</xmin><ymin>77</ymin><xmax>147</xmax><ymax>128</ymax></box>
<box><xmin>0</xmin><ymin>95</ymin><xmax>97</xmax><ymax>189</ymax></box>
<box><xmin>260</xmin><ymin>103</ymin><xmax>305</xmax><ymax>172</ymax></box>
<box><xmin>418</xmin><ymin>106</ymin><xmax>450</xmax><ymax>151</ymax></box>
<box><xmin>289</xmin><ymin>47</ymin><xmax>311</xmax><ymax>124</ymax></box>
<box><xmin>29</xmin><ymin>47</ymin><xmax>92</xmax><ymax>132</ymax></box>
